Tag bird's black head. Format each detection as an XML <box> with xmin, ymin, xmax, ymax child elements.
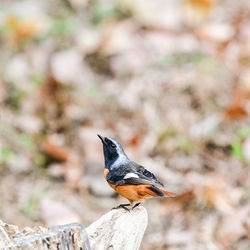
<box><xmin>97</xmin><ymin>134</ymin><xmax>128</xmax><ymax>168</ymax></box>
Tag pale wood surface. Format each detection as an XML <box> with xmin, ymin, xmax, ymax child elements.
<box><xmin>86</xmin><ymin>206</ymin><xmax>148</xmax><ymax>250</ymax></box>
<box><xmin>0</xmin><ymin>221</ymin><xmax>90</xmax><ymax>250</ymax></box>
<box><xmin>0</xmin><ymin>206</ymin><xmax>148</xmax><ymax>250</ymax></box>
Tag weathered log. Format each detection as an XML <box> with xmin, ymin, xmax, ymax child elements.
<box><xmin>86</xmin><ymin>206</ymin><xmax>148</xmax><ymax>250</ymax></box>
<box><xmin>0</xmin><ymin>206</ymin><xmax>148</xmax><ymax>250</ymax></box>
<box><xmin>0</xmin><ymin>221</ymin><xmax>90</xmax><ymax>250</ymax></box>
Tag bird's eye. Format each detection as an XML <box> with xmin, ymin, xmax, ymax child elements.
<box><xmin>111</xmin><ymin>144</ymin><xmax>116</xmax><ymax>148</ymax></box>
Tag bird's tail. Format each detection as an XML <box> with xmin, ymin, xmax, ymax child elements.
<box><xmin>160</xmin><ymin>189</ymin><xmax>176</xmax><ymax>198</ymax></box>
<box><xmin>143</xmin><ymin>185</ymin><xmax>176</xmax><ymax>198</ymax></box>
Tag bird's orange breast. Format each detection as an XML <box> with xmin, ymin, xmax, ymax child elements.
<box><xmin>113</xmin><ymin>184</ymin><xmax>154</xmax><ymax>202</ymax></box>
<box><xmin>104</xmin><ymin>168</ymin><xmax>109</xmax><ymax>178</ymax></box>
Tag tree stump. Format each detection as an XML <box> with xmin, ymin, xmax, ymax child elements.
<box><xmin>0</xmin><ymin>221</ymin><xmax>90</xmax><ymax>250</ymax></box>
<box><xmin>86</xmin><ymin>206</ymin><xmax>148</xmax><ymax>250</ymax></box>
<box><xmin>0</xmin><ymin>206</ymin><xmax>148</xmax><ymax>249</ymax></box>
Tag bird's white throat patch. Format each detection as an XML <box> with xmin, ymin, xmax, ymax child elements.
<box><xmin>124</xmin><ymin>173</ymin><xmax>139</xmax><ymax>179</ymax></box>
<box><xmin>110</xmin><ymin>154</ymin><xmax>129</xmax><ymax>169</ymax></box>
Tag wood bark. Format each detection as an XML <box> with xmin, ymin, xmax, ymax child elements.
<box><xmin>86</xmin><ymin>206</ymin><xmax>148</xmax><ymax>250</ymax></box>
<box><xmin>0</xmin><ymin>206</ymin><xmax>148</xmax><ymax>250</ymax></box>
<box><xmin>0</xmin><ymin>221</ymin><xmax>90</xmax><ymax>250</ymax></box>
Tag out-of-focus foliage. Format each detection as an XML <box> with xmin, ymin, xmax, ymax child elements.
<box><xmin>0</xmin><ymin>0</ymin><xmax>250</xmax><ymax>249</ymax></box>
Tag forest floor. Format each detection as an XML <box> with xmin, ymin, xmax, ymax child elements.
<box><xmin>0</xmin><ymin>0</ymin><xmax>250</xmax><ymax>249</ymax></box>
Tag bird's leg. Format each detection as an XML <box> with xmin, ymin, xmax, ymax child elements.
<box><xmin>112</xmin><ymin>203</ymin><xmax>131</xmax><ymax>211</ymax></box>
<box><xmin>132</xmin><ymin>202</ymin><xmax>141</xmax><ymax>209</ymax></box>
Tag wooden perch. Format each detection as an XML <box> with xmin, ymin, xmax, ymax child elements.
<box><xmin>86</xmin><ymin>206</ymin><xmax>148</xmax><ymax>250</ymax></box>
<box><xmin>0</xmin><ymin>221</ymin><xmax>90</xmax><ymax>250</ymax></box>
<box><xmin>0</xmin><ymin>206</ymin><xmax>148</xmax><ymax>250</ymax></box>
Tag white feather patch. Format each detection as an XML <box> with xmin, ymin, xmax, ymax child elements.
<box><xmin>124</xmin><ymin>173</ymin><xmax>139</xmax><ymax>179</ymax></box>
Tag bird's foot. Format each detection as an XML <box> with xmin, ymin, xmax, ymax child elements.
<box><xmin>132</xmin><ymin>203</ymin><xmax>141</xmax><ymax>210</ymax></box>
<box><xmin>112</xmin><ymin>203</ymin><xmax>131</xmax><ymax>211</ymax></box>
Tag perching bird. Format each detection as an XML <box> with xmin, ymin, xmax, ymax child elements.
<box><xmin>98</xmin><ymin>135</ymin><xmax>175</xmax><ymax>210</ymax></box>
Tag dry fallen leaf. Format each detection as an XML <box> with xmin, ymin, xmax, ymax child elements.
<box><xmin>224</xmin><ymin>86</ymin><xmax>248</xmax><ymax>120</ymax></box>
<box><xmin>44</xmin><ymin>134</ymin><xmax>83</xmax><ymax>189</ymax></box>
<box><xmin>198</xmin><ymin>186</ymin><xmax>233</xmax><ymax>212</ymax></box>
<box><xmin>182</xmin><ymin>0</ymin><xmax>215</xmax><ymax>26</ymax></box>
<box><xmin>44</xmin><ymin>134</ymin><xmax>69</xmax><ymax>161</ymax></box>
<box><xmin>5</xmin><ymin>15</ymin><xmax>37</xmax><ymax>44</ymax></box>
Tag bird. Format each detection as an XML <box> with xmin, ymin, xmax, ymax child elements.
<box><xmin>97</xmin><ymin>134</ymin><xmax>175</xmax><ymax>210</ymax></box>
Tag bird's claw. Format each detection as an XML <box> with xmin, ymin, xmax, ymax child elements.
<box><xmin>112</xmin><ymin>203</ymin><xmax>131</xmax><ymax>211</ymax></box>
<box><xmin>132</xmin><ymin>203</ymin><xmax>141</xmax><ymax>210</ymax></box>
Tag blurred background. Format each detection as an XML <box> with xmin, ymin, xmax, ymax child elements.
<box><xmin>0</xmin><ymin>0</ymin><xmax>250</xmax><ymax>249</ymax></box>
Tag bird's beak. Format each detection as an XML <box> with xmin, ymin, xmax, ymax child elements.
<box><xmin>97</xmin><ymin>134</ymin><xmax>106</xmax><ymax>144</ymax></box>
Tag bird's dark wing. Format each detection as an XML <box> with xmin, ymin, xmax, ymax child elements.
<box><xmin>130</xmin><ymin>161</ymin><xmax>164</xmax><ymax>186</ymax></box>
<box><xmin>114</xmin><ymin>176</ymin><xmax>162</xmax><ymax>187</ymax></box>
<box><xmin>106</xmin><ymin>161</ymin><xmax>164</xmax><ymax>188</ymax></box>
